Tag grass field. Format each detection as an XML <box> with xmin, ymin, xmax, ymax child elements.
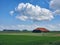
<box><xmin>0</xmin><ymin>32</ymin><xmax>60</xmax><ymax>45</ymax></box>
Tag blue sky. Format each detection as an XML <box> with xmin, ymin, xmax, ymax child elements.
<box><xmin>0</xmin><ymin>0</ymin><xmax>60</xmax><ymax>31</ymax></box>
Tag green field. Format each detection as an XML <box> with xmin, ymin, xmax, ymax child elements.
<box><xmin>0</xmin><ymin>32</ymin><xmax>60</xmax><ymax>45</ymax></box>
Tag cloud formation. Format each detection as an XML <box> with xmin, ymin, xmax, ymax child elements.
<box><xmin>12</xmin><ymin>3</ymin><xmax>54</xmax><ymax>21</ymax></box>
<box><xmin>16</xmin><ymin>15</ymin><xmax>28</xmax><ymax>21</ymax></box>
<box><xmin>53</xmin><ymin>10</ymin><xmax>60</xmax><ymax>15</ymax></box>
<box><xmin>0</xmin><ymin>24</ymin><xmax>41</xmax><ymax>31</ymax></box>
<box><xmin>0</xmin><ymin>24</ymin><xmax>60</xmax><ymax>31</ymax></box>
<box><xmin>10</xmin><ymin>11</ymin><xmax>14</xmax><ymax>16</ymax></box>
<box><xmin>50</xmin><ymin>0</ymin><xmax>60</xmax><ymax>15</ymax></box>
<box><xmin>50</xmin><ymin>0</ymin><xmax>60</xmax><ymax>10</ymax></box>
<box><xmin>47</xmin><ymin>24</ymin><xmax>60</xmax><ymax>31</ymax></box>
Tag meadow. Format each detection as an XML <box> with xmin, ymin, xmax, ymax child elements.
<box><xmin>0</xmin><ymin>32</ymin><xmax>60</xmax><ymax>45</ymax></box>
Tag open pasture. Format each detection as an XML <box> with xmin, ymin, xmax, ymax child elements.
<box><xmin>0</xmin><ymin>32</ymin><xmax>60</xmax><ymax>45</ymax></box>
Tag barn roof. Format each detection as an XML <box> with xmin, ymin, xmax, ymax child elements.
<box><xmin>34</xmin><ymin>28</ymin><xmax>49</xmax><ymax>32</ymax></box>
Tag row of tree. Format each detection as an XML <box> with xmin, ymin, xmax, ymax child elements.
<box><xmin>3</xmin><ymin>29</ymin><xmax>30</xmax><ymax>32</ymax></box>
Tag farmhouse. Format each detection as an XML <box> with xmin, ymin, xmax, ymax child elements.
<box><xmin>32</xmin><ymin>28</ymin><xmax>49</xmax><ymax>33</ymax></box>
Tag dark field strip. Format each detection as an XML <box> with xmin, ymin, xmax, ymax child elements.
<box><xmin>0</xmin><ymin>35</ymin><xmax>60</xmax><ymax>45</ymax></box>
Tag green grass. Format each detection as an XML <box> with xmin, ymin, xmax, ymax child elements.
<box><xmin>0</xmin><ymin>32</ymin><xmax>60</xmax><ymax>36</ymax></box>
<box><xmin>0</xmin><ymin>32</ymin><xmax>60</xmax><ymax>45</ymax></box>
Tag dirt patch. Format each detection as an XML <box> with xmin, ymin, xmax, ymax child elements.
<box><xmin>53</xmin><ymin>34</ymin><xmax>60</xmax><ymax>36</ymax></box>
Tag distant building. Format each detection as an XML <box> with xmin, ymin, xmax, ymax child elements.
<box><xmin>32</xmin><ymin>28</ymin><xmax>49</xmax><ymax>33</ymax></box>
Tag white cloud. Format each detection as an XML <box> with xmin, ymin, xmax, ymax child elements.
<box><xmin>57</xmin><ymin>24</ymin><xmax>60</xmax><ymax>27</ymax></box>
<box><xmin>16</xmin><ymin>15</ymin><xmax>28</xmax><ymax>21</ymax></box>
<box><xmin>0</xmin><ymin>26</ymin><xmax>5</xmax><ymax>31</ymax></box>
<box><xmin>0</xmin><ymin>24</ymin><xmax>40</xmax><ymax>31</ymax></box>
<box><xmin>0</xmin><ymin>24</ymin><xmax>60</xmax><ymax>31</ymax></box>
<box><xmin>10</xmin><ymin>11</ymin><xmax>14</xmax><ymax>16</ymax></box>
<box><xmin>47</xmin><ymin>24</ymin><xmax>60</xmax><ymax>31</ymax></box>
<box><xmin>17</xmin><ymin>24</ymin><xmax>40</xmax><ymax>30</ymax></box>
<box><xmin>50</xmin><ymin>0</ymin><xmax>60</xmax><ymax>10</ymax></box>
<box><xmin>12</xmin><ymin>3</ymin><xmax>54</xmax><ymax>21</ymax></box>
<box><xmin>53</xmin><ymin>10</ymin><xmax>60</xmax><ymax>15</ymax></box>
<box><xmin>50</xmin><ymin>0</ymin><xmax>60</xmax><ymax>15</ymax></box>
<box><xmin>0</xmin><ymin>24</ymin><xmax>47</xmax><ymax>31</ymax></box>
<box><xmin>47</xmin><ymin>25</ymin><xmax>56</xmax><ymax>29</ymax></box>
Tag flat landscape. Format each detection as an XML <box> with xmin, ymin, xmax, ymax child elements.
<box><xmin>0</xmin><ymin>32</ymin><xmax>60</xmax><ymax>45</ymax></box>
<box><xmin>0</xmin><ymin>0</ymin><xmax>60</xmax><ymax>45</ymax></box>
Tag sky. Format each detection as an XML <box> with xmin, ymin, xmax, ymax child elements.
<box><xmin>0</xmin><ymin>0</ymin><xmax>60</xmax><ymax>31</ymax></box>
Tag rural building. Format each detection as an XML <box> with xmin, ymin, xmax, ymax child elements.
<box><xmin>32</xmin><ymin>28</ymin><xmax>49</xmax><ymax>33</ymax></box>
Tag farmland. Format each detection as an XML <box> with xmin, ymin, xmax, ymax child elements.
<box><xmin>0</xmin><ymin>32</ymin><xmax>60</xmax><ymax>45</ymax></box>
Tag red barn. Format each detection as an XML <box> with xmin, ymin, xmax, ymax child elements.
<box><xmin>32</xmin><ymin>28</ymin><xmax>49</xmax><ymax>33</ymax></box>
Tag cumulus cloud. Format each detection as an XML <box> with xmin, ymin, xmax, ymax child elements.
<box><xmin>11</xmin><ymin>3</ymin><xmax>54</xmax><ymax>21</ymax></box>
<box><xmin>50</xmin><ymin>0</ymin><xmax>60</xmax><ymax>15</ymax></box>
<box><xmin>50</xmin><ymin>0</ymin><xmax>60</xmax><ymax>10</ymax></box>
<box><xmin>10</xmin><ymin>11</ymin><xmax>14</xmax><ymax>16</ymax></box>
<box><xmin>53</xmin><ymin>10</ymin><xmax>60</xmax><ymax>15</ymax></box>
<box><xmin>16</xmin><ymin>15</ymin><xmax>28</xmax><ymax>21</ymax></box>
